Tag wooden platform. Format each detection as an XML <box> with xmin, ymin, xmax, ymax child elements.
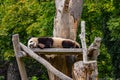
<box><xmin>31</xmin><ymin>48</ymin><xmax>83</xmax><ymax>55</ymax></box>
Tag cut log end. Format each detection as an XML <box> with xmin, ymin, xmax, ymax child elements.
<box><xmin>72</xmin><ymin>61</ymin><xmax>98</xmax><ymax>80</ymax></box>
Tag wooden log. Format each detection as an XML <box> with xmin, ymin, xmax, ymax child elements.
<box><xmin>20</xmin><ymin>42</ymin><xmax>73</xmax><ymax>80</ymax></box>
<box><xmin>12</xmin><ymin>34</ymin><xmax>28</xmax><ymax>80</ymax></box>
<box><xmin>32</xmin><ymin>48</ymin><xmax>83</xmax><ymax>55</ymax></box>
<box><xmin>17</xmin><ymin>51</ymin><xmax>27</xmax><ymax>58</ymax></box>
<box><xmin>72</xmin><ymin>61</ymin><xmax>98</xmax><ymax>80</ymax></box>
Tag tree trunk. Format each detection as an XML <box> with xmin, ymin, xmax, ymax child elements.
<box><xmin>53</xmin><ymin>0</ymin><xmax>83</xmax><ymax>40</ymax></box>
<box><xmin>7</xmin><ymin>59</ymin><xmax>21</xmax><ymax>80</ymax></box>
<box><xmin>48</xmin><ymin>0</ymin><xmax>83</xmax><ymax>80</ymax></box>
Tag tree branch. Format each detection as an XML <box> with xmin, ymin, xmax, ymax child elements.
<box><xmin>88</xmin><ymin>37</ymin><xmax>101</xmax><ymax>60</ymax></box>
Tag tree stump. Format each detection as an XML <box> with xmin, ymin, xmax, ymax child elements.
<box><xmin>73</xmin><ymin>61</ymin><xmax>98</xmax><ymax>80</ymax></box>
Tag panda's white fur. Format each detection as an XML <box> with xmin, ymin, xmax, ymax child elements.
<box><xmin>28</xmin><ymin>37</ymin><xmax>80</xmax><ymax>49</ymax></box>
<box><xmin>28</xmin><ymin>37</ymin><xmax>38</xmax><ymax>48</ymax></box>
<box><xmin>52</xmin><ymin>37</ymin><xmax>63</xmax><ymax>48</ymax></box>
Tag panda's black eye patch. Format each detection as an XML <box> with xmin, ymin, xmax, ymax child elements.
<box><xmin>30</xmin><ymin>41</ymin><xmax>33</xmax><ymax>43</ymax></box>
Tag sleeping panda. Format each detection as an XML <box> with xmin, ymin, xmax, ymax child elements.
<box><xmin>28</xmin><ymin>37</ymin><xmax>80</xmax><ymax>49</ymax></box>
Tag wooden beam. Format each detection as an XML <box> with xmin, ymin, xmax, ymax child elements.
<box><xmin>12</xmin><ymin>34</ymin><xmax>28</xmax><ymax>80</ymax></box>
<box><xmin>31</xmin><ymin>48</ymin><xmax>83</xmax><ymax>55</ymax></box>
<box><xmin>79</xmin><ymin>21</ymin><xmax>98</xmax><ymax>64</ymax></box>
<box><xmin>17</xmin><ymin>51</ymin><xmax>27</xmax><ymax>58</ymax></box>
<box><xmin>79</xmin><ymin>21</ymin><xmax>88</xmax><ymax>63</ymax></box>
<box><xmin>18</xmin><ymin>48</ymin><xmax>83</xmax><ymax>58</ymax></box>
<box><xmin>20</xmin><ymin>42</ymin><xmax>73</xmax><ymax>80</ymax></box>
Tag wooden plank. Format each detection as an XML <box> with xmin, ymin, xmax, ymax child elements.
<box><xmin>31</xmin><ymin>48</ymin><xmax>83</xmax><ymax>55</ymax></box>
<box><xmin>12</xmin><ymin>34</ymin><xmax>28</xmax><ymax>80</ymax></box>
<box><xmin>20</xmin><ymin>42</ymin><xmax>73</xmax><ymax>80</ymax></box>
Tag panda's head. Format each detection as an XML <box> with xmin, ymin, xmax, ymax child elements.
<box><xmin>28</xmin><ymin>37</ymin><xmax>38</xmax><ymax>48</ymax></box>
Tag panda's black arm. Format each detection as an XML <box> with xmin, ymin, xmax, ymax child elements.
<box><xmin>44</xmin><ymin>44</ymin><xmax>52</xmax><ymax>48</ymax></box>
<box><xmin>44</xmin><ymin>39</ymin><xmax>53</xmax><ymax>48</ymax></box>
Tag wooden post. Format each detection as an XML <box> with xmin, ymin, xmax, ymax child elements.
<box><xmin>12</xmin><ymin>34</ymin><xmax>28</xmax><ymax>80</ymax></box>
<box><xmin>79</xmin><ymin>21</ymin><xmax>88</xmax><ymax>62</ymax></box>
<box><xmin>80</xmin><ymin>21</ymin><xmax>96</xmax><ymax>63</ymax></box>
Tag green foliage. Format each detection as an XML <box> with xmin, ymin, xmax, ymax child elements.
<box><xmin>31</xmin><ymin>76</ymin><xmax>38</xmax><ymax>80</ymax></box>
<box><xmin>1</xmin><ymin>0</ymin><xmax>55</xmax><ymax>37</ymax></box>
<box><xmin>0</xmin><ymin>76</ymin><xmax>4</xmax><ymax>80</ymax></box>
<box><xmin>102</xmin><ymin>0</ymin><xmax>120</xmax><ymax>78</ymax></box>
<box><xmin>31</xmin><ymin>75</ymin><xmax>48</xmax><ymax>80</ymax></box>
<box><xmin>98</xmin><ymin>44</ymin><xmax>113</xmax><ymax>78</ymax></box>
<box><xmin>24</xmin><ymin>58</ymin><xmax>48</xmax><ymax>80</ymax></box>
<box><xmin>0</xmin><ymin>0</ymin><xmax>54</xmax><ymax>79</ymax></box>
<box><xmin>107</xmin><ymin>17</ymin><xmax>120</xmax><ymax>40</ymax></box>
<box><xmin>82</xmin><ymin>0</ymin><xmax>113</xmax><ymax>78</ymax></box>
<box><xmin>105</xmin><ymin>15</ymin><xmax>120</xmax><ymax>78</ymax></box>
<box><xmin>0</xmin><ymin>0</ymin><xmax>55</xmax><ymax>59</ymax></box>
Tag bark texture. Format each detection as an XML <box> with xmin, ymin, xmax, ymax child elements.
<box><xmin>73</xmin><ymin>61</ymin><xmax>98</xmax><ymax>80</ymax></box>
<box><xmin>53</xmin><ymin>0</ymin><xmax>83</xmax><ymax>40</ymax></box>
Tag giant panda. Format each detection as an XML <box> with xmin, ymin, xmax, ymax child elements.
<box><xmin>28</xmin><ymin>37</ymin><xmax>80</xmax><ymax>49</ymax></box>
<box><xmin>28</xmin><ymin>37</ymin><xmax>80</xmax><ymax>77</ymax></box>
